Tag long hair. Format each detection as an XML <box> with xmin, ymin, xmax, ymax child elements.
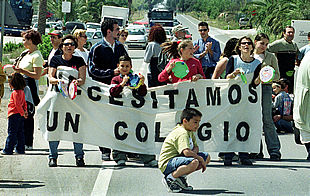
<box><xmin>161</xmin><ymin>40</ymin><xmax>192</xmax><ymax>59</ymax></box>
<box><xmin>222</xmin><ymin>38</ymin><xmax>238</xmax><ymax>58</ymax></box>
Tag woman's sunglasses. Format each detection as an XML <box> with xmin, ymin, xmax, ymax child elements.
<box><xmin>63</xmin><ymin>43</ymin><xmax>75</xmax><ymax>47</ymax></box>
<box><xmin>121</xmin><ymin>34</ymin><xmax>128</xmax><ymax>37</ymax></box>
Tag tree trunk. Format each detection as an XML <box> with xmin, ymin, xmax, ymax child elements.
<box><xmin>128</xmin><ymin>0</ymin><xmax>132</xmax><ymax>17</ymax></box>
<box><xmin>38</xmin><ymin>0</ymin><xmax>47</xmax><ymax>35</ymax></box>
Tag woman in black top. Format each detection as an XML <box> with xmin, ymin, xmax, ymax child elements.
<box><xmin>47</xmin><ymin>35</ymin><xmax>86</xmax><ymax>167</ymax></box>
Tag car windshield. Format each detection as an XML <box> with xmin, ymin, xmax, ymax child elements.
<box><xmin>86</xmin><ymin>31</ymin><xmax>94</xmax><ymax>38</ymax></box>
<box><xmin>66</xmin><ymin>23</ymin><xmax>85</xmax><ymax>30</ymax></box>
<box><xmin>87</xmin><ymin>24</ymin><xmax>100</xmax><ymax>29</ymax></box>
<box><xmin>128</xmin><ymin>29</ymin><xmax>144</xmax><ymax>35</ymax></box>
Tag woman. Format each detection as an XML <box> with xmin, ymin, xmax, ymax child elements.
<box><xmin>224</xmin><ymin>36</ymin><xmax>262</xmax><ymax>166</ymax></box>
<box><xmin>73</xmin><ymin>29</ymin><xmax>89</xmax><ymax>64</ymax></box>
<box><xmin>158</xmin><ymin>40</ymin><xmax>205</xmax><ymax>83</ymax></box>
<box><xmin>48</xmin><ymin>35</ymin><xmax>86</xmax><ymax>167</ymax></box>
<box><xmin>211</xmin><ymin>38</ymin><xmax>238</xmax><ymax>79</ymax></box>
<box><xmin>144</xmin><ymin>25</ymin><xmax>167</xmax><ymax>87</ymax></box>
<box><xmin>252</xmin><ymin>33</ymin><xmax>281</xmax><ymax>161</ymax></box>
<box><xmin>118</xmin><ymin>29</ymin><xmax>129</xmax><ymax>52</ymax></box>
<box><xmin>13</xmin><ymin>29</ymin><xmax>44</xmax><ymax>150</ymax></box>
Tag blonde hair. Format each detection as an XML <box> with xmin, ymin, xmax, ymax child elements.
<box><xmin>73</xmin><ymin>29</ymin><xmax>86</xmax><ymax>39</ymax></box>
<box><xmin>120</xmin><ymin>29</ymin><xmax>128</xmax><ymax>36</ymax></box>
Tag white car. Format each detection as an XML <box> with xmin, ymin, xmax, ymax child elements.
<box><xmin>85</xmin><ymin>30</ymin><xmax>103</xmax><ymax>49</ymax></box>
<box><xmin>86</xmin><ymin>22</ymin><xmax>101</xmax><ymax>30</ymax></box>
<box><xmin>125</xmin><ymin>25</ymin><xmax>148</xmax><ymax>49</ymax></box>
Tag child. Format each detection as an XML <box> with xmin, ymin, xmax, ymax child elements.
<box><xmin>2</xmin><ymin>73</ymin><xmax>28</xmax><ymax>155</ymax></box>
<box><xmin>109</xmin><ymin>55</ymin><xmax>158</xmax><ymax>167</ymax></box>
<box><xmin>158</xmin><ymin>108</ymin><xmax>211</xmax><ymax>193</ymax></box>
<box><xmin>272</xmin><ymin>80</ymin><xmax>294</xmax><ymax>133</ymax></box>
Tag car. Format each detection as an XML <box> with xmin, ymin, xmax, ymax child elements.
<box><xmin>185</xmin><ymin>29</ymin><xmax>192</xmax><ymax>40</ymax></box>
<box><xmin>86</xmin><ymin>22</ymin><xmax>101</xmax><ymax>30</ymax></box>
<box><xmin>63</xmin><ymin>21</ymin><xmax>87</xmax><ymax>34</ymax></box>
<box><xmin>239</xmin><ymin>18</ymin><xmax>252</xmax><ymax>29</ymax></box>
<box><xmin>32</xmin><ymin>22</ymin><xmax>53</xmax><ymax>34</ymax></box>
<box><xmin>48</xmin><ymin>21</ymin><xmax>64</xmax><ymax>30</ymax></box>
<box><xmin>125</xmin><ymin>25</ymin><xmax>148</xmax><ymax>49</ymax></box>
<box><xmin>173</xmin><ymin>19</ymin><xmax>180</xmax><ymax>26</ymax></box>
<box><xmin>164</xmin><ymin>27</ymin><xmax>173</xmax><ymax>41</ymax></box>
<box><xmin>85</xmin><ymin>30</ymin><xmax>103</xmax><ymax>49</ymax></box>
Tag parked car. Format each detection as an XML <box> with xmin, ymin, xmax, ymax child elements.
<box><xmin>85</xmin><ymin>30</ymin><xmax>103</xmax><ymax>49</ymax></box>
<box><xmin>32</xmin><ymin>22</ymin><xmax>53</xmax><ymax>34</ymax></box>
<box><xmin>125</xmin><ymin>25</ymin><xmax>148</xmax><ymax>49</ymax></box>
<box><xmin>63</xmin><ymin>21</ymin><xmax>87</xmax><ymax>34</ymax></box>
<box><xmin>239</xmin><ymin>18</ymin><xmax>252</xmax><ymax>29</ymax></box>
<box><xmin>86</xmin><ymin>22</ymin><xmax>101</xmax><ymax>30</ymax></box>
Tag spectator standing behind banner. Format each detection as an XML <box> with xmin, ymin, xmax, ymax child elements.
<box><xmin>1</xmin><ymin>73</ymin><xmax>27</xmax><ymax>155</ymax></box>
<box><xmin>253</xmin><ymin>33</ymin><xmax>281</xmax><ymax>161</ymax></box>
<box><xmin>159</xmin><ymin>108</ymin><xmax>211</xmax><ymax>193</ymax></box>
<box><xmin>73</xmin><ymin>29</ymin><xmax>89</xmax><ymax>65</ymax></box>
<box><xmin>171</xmin><ymin>25</ymin><xmax>187</xmax><ymax>42</ymax></box>
<box><xmin>193</xmin><ymin>22</ymin><xmax>221</xmax><ymax>79</ymax></box>
<box><xmin>13</xmin><ymin>29</ymin><xmax>43</xmax><ymax>150</ymax></box>
<box><xmin>118</xmin><ymin>29</ymin><xmax>129</xmax><ymax>53</ymax></box>
<box><xmin>224</xmin><ymin>36</ymin><xmax>261</xmax><ymax>166</ymax></box>
<box><xmin>88</xmin><ymin>19</ymin><xmax>128</xmax><ymax>161</ymax></box>
<box><xmin>158</xmin><ymin>40</ymin><xmax>205</xmax><ymax>83</ymax></box>
<box><xmin>109</xmin><ymin>55</ymin><xmax>158</xmax><ymax>167</ymax></box>
<box><xmin>293</xmin><ymin>52</ymin><xmax>310</xmax><ymax>161</ymax></box>
<box><xmin>48</xmin><ymin>35</ymin><xmax>86</xmax><ymax>167</ymax></box>
<box><xmin>212</xmin><ymin>38</ymin><xmax>238</xmax><ymax>79</ymax></box>
<box><xmin>268</xmin><ymin>26</ymin><xmax>299</xmax><ymax>93</ymax></box>
<box><xmin>144</xmin><ymin>25</ymin><xmax>167</xmax><ymax>87</ymax></box>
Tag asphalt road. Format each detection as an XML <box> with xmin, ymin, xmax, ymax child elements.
<box><xmin>1</xmin><ymin>16</ymin><xmax>310</xmax><ymax>196</ymax></box>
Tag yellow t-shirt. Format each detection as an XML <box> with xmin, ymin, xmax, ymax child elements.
<box><xmin>158</xmin><ymin>125</ymin><xmax>197</xmax><ymax>173</ymax></box>
<box><xmin>18</xmin><ymin>50</ymin><xmax>44</xmax><ymax>72</ymax></box>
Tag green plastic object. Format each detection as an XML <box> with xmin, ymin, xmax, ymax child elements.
<box><xmin>172</xmin><ymin>61</ymin><xmax>189</xmax><ymax>79</ymax></box>
<box><xmin>239</xmin><ymin>68</ymin><xmax>247</xmax><ymax>84</ymax></box>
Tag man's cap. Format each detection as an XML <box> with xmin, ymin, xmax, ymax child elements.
<box><xmin>48</xmin><ymin>30</ymin><xmax>63</xmax><ymax>38</ymax></box>
<box><xmin>172</xmin><ymin>25</ymin><xmax>188</xmax><ymax>34</ymax></box>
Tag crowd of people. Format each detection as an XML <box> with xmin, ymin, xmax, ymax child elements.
<box><xmin>0</xmin><ymin>18</ymin><xmax>310</xmax><ymax>193</ymax></box>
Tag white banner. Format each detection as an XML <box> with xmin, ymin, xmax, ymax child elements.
<box><xmin>35</xmin><ymin>67</ymin><xmax>262</xmax><ymax>154</ymax></box>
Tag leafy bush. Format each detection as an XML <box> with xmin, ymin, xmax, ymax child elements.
<box><xmin>38</xmin><ymin>35</ymin><xmax>53</xmax><ymax>60</ymax></box>
<box><xmin>3</xmin><ymin>42</ymin><xmax>24</xmax><ymax>53</ymax></box>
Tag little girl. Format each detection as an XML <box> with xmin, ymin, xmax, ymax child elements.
<box><xmin>2</xmin><ymin>73</ymin><xmax>28</xmax><ymax>155</ymax></box>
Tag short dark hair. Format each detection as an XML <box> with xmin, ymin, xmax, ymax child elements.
<box><xmin>9</xmin><ymin>73</ymin><xmax>26</xmax><ymax>90</ymax></box>
<box><xmin>59</xmin><ymin>34</ymin><xmax>78</xmax><ymax>50</ymax></box>
<box><xmin>283</xmin><ymin>25</ymin><xmax>295</xmax><ymax>34</ymax></box>
<box><xmin>179</xmin><ymin>108</ymin><xmax>202</xmax><ymax>124</ymax></box>
<box><xmin>235</xmin><ymin>36</ymin><xmax>254</xmax><ymax>56</ymax></box>
<box><xmin>101</xmin><ymin>19</ymin><xmax>118</xmax><ymax>37</ymax></box>
<box><xmin>273</xmin><ymin>80</ymin><xmax>286</xmax><ymax>90</ymax></box>
<box><xmin>119</xmin><ymin>55</ymin><xmax>132</xmax><ymax>65</ymax></box>
<box><xmin>254</xmin><ymin>33</ymin><xmax>269</xmax><ymax>42</ymax></box>
<box><xmin>21</xmin><ymin>29</ymin><xmax>42</xmax><ymax>45</ymax></box>
<box><xmin>198</xmin><ymin>22</ymin><xmax>209</xmax><ymax>29</ymax></box>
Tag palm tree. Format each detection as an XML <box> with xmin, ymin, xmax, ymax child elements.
<box><xmin>38</xmin><ymin>0</ymin><xmax>47</xmax><ymax>35</ymax></box>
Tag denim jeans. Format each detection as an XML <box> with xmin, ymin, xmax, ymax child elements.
<box><xmin>275</xmin><ymin>119</ymin><xmax>294</xmax><ymax>133</ymax></box>
<box><xmin>3</xmin><ymin>114</ymin><xmax>25</xmax><ymax>154</ymax></box>
<box><xmin>262</xmin><ymin>84</ymin><xmax>281</xmax><ymax>157</ymax></box>
<box><xmin>49</xmin><ymin>141</ymin><xmax>84</xmax><ymax>159</ymax></box>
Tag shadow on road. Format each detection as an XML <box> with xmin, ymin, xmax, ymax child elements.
<box><xmin>0</xmin><ymin>180</ymin><xmax>45</xmax><ymax>189</ymax></box>
<box><xmin>181</xmin><ymin>189</ymin><xmax>244</xmax><ymax>195</ymax></box>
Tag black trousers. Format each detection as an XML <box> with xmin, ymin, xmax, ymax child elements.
<box><xmin>24</xmin><ymin>113</ymin><xmax>34</xmax><ymax>147</ymax></box>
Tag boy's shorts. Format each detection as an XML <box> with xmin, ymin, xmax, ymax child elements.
<box><xmin>163</xmin><ymin>152</ymin><xmax>209</xmax><ymax>176</ymax></box>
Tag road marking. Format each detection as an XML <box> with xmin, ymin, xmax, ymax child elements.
<box><xmin>91</xmin><ymin>161</ymin><xmax>115</xmax><ymax>196</ymax></box>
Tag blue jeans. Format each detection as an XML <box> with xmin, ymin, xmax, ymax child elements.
<box><xmin>275</xmin><ymin>119</ymin><xmax>294</xmax><ymax>133</ymax></box>
<box><xmin>163</xmin><ymin>152</ymin><xmax>209</xmax><ymax>176</ymax></box>
<box><xmin>3</xmin><ymin>114</ymin><xmax>25</xmax><ymax>154</ymax></box>
<box><xmin>49</xmin><ymin>141</ymin><xmax>84</xmax><ymax>159</ymax></box>
<box><xmin>262</xmin><ymin>84</ymin><xmax>281</xmax><ymax>157</ymax></box>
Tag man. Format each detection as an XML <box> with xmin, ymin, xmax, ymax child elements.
<box><xmin>297</xmin><ymin>32</ymin><xmax>310</xmax><ymax>62</ymax></box>
<box><xmin>268</xmin><ymin>26</ymin><xmax>299</xmax><ymax>93</ymax></box>
<box><xmin>171</xmin><ymin>25</ymin><xmax>187</xmax><ymax>41</ymax></box>
<box><xmin>193</xmin><ymin>22</ymin><xmax>221</xmax><ymax>79</ymax></box>
<box><xmin>88</xmin><ymin>20</ymin><xmax>128</xmax><ymax>165</ymax></box>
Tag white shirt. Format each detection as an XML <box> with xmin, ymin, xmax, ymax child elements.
<box><xmin>104</xmin><ymin>37</ymin><xmax>115</xmax><ymax>53</ymax></box>
<box><xmin>74</xmin><ymin>48</ymin><xmax>89</xmax><ymax>64</ymax></box>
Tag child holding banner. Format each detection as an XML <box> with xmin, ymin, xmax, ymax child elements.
<box><xmin>159</xmin><ymin>108</ymin><xmax>210</xmax><ymax>193</ymax></box>
<box><xmin>158</xmin><ymin>40</ymin><xmax>205</xmax><ymax>83</ymax></box>
<box><xmin>2</xmin><ymin>73</ymin><xmax>27</xmax><ymax>155</ymax></box>
<box><xmin>109</xmin><ymin>55</ymin><xmax>158</xmax><ymax>167</ymax></box>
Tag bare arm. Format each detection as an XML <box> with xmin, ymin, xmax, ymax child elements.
<box><xmin>182</xmin><ymin>148</ymin><xmax>207</xmax><ymax>172</ymax></box>
<box><xmin>212</xmin><ymin>58</ymin><xmax>228</xmax><ymax>79</ymax></box>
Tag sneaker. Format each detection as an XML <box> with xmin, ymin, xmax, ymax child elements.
<box><xmin>239</xmin><ymin>158</ymin><xmax>253</xmax><ymax>165</ymax></box>
<box><xmin>116</xmin><ymin>159</ymin><xmax>126</xmax><ymax>166</ymax></box>
<box><xmin>49</xmin><ymin>158</ymin><xmax>57</xmax><ymax>167</ymax></box>
<box><xmin>25</xmin><ymin>146</ymin><xmax>33</xmax><ymax>150</ymax></box>
<box><xmin>224</xmin><ymin>159</ymin><xmax>232</xmax><ymax>166</ymax></box>
<box><xmin>76</xmin><ymin>158</ymin><xmax>85</xmax><ymax>167</ymax></box>
<box><xmin>270</xmin><ymin>155</ymin><xmax>281</xmax><ymax>161</ymax></box>
<box><xmin>177</xmin><ymin>176</ymin><xmax>193</xmax><ymax>191</ymax></box>
<box><xmin>162</xmin><ymin>177</ymin><xmax>182</xmax><ymax>193</ymax></box>
<box><xmin>101</xmin><ymin>153</ymin><xmax>110</xmax><ymax>161</ymax></box>
<box><xmin>1</xmin><ymin>151</ymin><xmax>13</xmax><ymax>155</ymax></box>
<box><xmin>144</xmin><ymin>160</ymin><xmax>158</xmax><ymax>167</ymax></box>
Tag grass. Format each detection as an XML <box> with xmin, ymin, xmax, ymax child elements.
<box><xmin>2</xmin><ymin>47</ymin><xmax>25</xmax><ymax>65</ymax></box>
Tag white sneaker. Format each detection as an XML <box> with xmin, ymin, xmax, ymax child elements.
<box><xmin>116</xmin><ymin>159</ymin><xmax>126</xmax><ymax>166</ymax></box>
<box><xmin>25</xmin><ymin>146</ymin><xmax>33</xmax><ymax>150</ymax></box>
<box><xmin>176</xmin><ymin>176</ymin><xmax>193</xmax><ymax>190</ymax></box>
<box><xmin>101</xmin><ymin>153</ymin><xmax>110</xmax><ymax>161</ymax></box>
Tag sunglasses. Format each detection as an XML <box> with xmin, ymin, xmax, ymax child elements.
<box><xmin>199</xmin><ymin>29</ymin><xmax>208</xmax><ymax>32</ymax></box>
<box><xmin>240</xmin><ymin>42</ymin><xmax>252</xmax><ymax>45</ymax></box>
<box><xmin>63</xmin><ymin>42</ymin><xmax>75</xmax><ymax>47</ymax></box>
<box><xmin>121</xmin><ymin>34</ymin><xmax>128</xmax><ymax>37</ymax></box>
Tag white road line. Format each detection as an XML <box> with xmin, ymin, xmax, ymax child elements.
<box><xmin>91</xmin><ymin>161</ymin><xmax>115</xmax><ymax>196</ymax></box>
